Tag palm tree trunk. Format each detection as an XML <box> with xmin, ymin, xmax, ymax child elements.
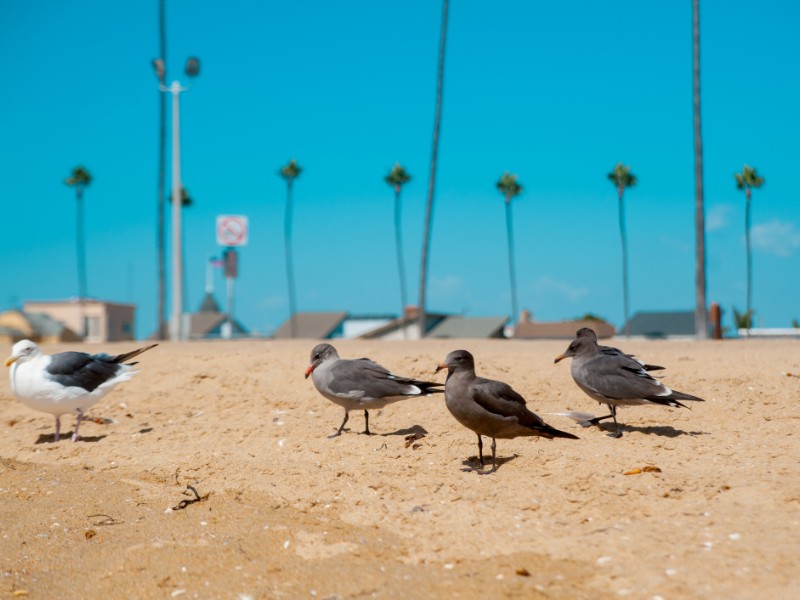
<box><xmin>394</xmin><ymin>187</ymin><xmax>408</xmax><ymax>337</ymax></box>
<box><xmin>692</xmin><ymin>0</ymin><xmax>708</xmax><ymax>339</ymax></box>
<box><xmin>618</xmin><ymin>189</ymin><xmax>630</xmax><ymax>337</ymax></box>
<box><xmin>504</xmin><ymin>197</ymin><xmax>518</xmax><ymax>322</ymax></box>
<box><xmin>156</xmin><ymin>0</ymin><xmax>168</xmax><ymax>340</ymax></box>
<box><xmin>285</xmin><ymin>180</ymin><xmax>297</xmax><ymax>338</ymax></box>
<box><xmin>418</xmin><ymin>0</ymin><xmax>449</xmax><ymax>338</ymax></box>
<box><xmin>76</xmin><ymin>186</ymin><xmax>87</xmax><ymax>337</ymax></box>
<box><xmin>745</xmin><ymin>190</ymin><xmax>752</xmax><ymax>336</ymax></box>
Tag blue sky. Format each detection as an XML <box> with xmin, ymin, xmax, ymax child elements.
<box><xmin>1</xmin><ymin>1</ymin><xmax>798</xmax><ymax>338</ymax></box>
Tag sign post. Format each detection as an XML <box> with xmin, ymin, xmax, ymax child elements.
<box><xmin>216</xmin><ymin>215</ymin><xmax>248</xmax><ymax>339</ymax></box>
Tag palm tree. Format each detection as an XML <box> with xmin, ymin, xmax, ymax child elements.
<box><xmin>279</xmin><ymin>159</ymin><xmax>302</xmax><ymax>337</ymax></box>
<box><xmin>692</xmin><ymin>0</ymin><xmax>708</xmax><ymax>339</ymax></box>
<box><xmin>496</xmin><ymin>172</ymin><xmax>523</xmax><ymax>322</ymax></box>
<box><xmin>154</xmin><ymin>0</ymin><xmax>168</xmax><ymax>340</ymax></box>
<box><xmin>65</xmin><ymin>166</ymin><xmax>92</xmax><ymax>337</ymax></box>
<box><xmin>735</xmin><ymin>164</ymin><xmax>765</xmax><ymax>336</ymax></box>
<box><xmin>385</xmin><ymin>163</ymin><xmax>412</xmax><ymax>318</ymax></box>
<box><xmin>418</xmin><ymin>0</ymin><xmax>449</xmax><ymax>338</ymax></box>
<box><xmin>607</xmin><ymin>163</ymin><xmax>637</xmax><ymax>337</ymax></box>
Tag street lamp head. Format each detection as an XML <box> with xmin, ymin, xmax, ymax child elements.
<box><xmin>151</xmin><ymin>58</ymin><xmax>165</xmax><ymax>82</ymax></box>
<box><xmin>185</xmin><ymin>57</ymin><xmax>200</xmax><ymax>78</ymax></box>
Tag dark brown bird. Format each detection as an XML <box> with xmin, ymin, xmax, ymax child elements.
<box><xmin>436</xmin><ymin>349</ymin><xmax>578</xmax><ymax>472</ymax></box>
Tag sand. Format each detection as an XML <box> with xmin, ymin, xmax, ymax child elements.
<box><xmin>1</xmin><ymin>338</ymin><xmax>799</xmax><ymax>599</ymax></box>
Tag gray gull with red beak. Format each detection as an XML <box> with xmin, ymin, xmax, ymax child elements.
<box><xmin>555</xmin><ymin>334</ymin><xmax>703</xmax><ymax>438</ymax></box>
<box><xmin>305</xmin><ymin>343</ymin><xmax>443</xmax><ymax>437</ymax></box>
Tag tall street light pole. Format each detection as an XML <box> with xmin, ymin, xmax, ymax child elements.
<box><xmin>159</xmin><ymin>57</ymin><xmax>199</xmax><ymax>341</ymax></box>
<box><xmin>167</xmin><ymin>80</ymin><xmax>185</xmax><ymax>341</ymax></box>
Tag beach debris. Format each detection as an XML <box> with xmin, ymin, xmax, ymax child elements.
<box><xmin>624</xmin><ymin>466</ymin><xmax>662</xmax><ymax>475</ymax></box>
<box><xmin>84</xmin><ymin>529</ymin><xmax>97</xmax><ymax>540</ymax></box>
<box><xmin>404</xmin><ymin>432</ymin><xmax>425</xmax><ymax>448</ymax></box>
<box><xmin>171</xmin><ymin>484</ymin><xmax>209</xmax><ymax>511</ymax></box>
<box><xmin>783</xmin><ymin>372</ymin><xmax>800</xmax><ymax>379</ymax></box>
<box><xmin>515</xmin><ymin>567</ymin><xmax>531</xmax><ymax>577</ymax></box>
<box><xmin>88</xmin><ymin>514</ymin><xmax>124</xmax><ymax>526</ymax></box>
<box><xmin>548</xmin><ymin>411</ymin><xmax>599</xmax><ymax>426</ymax></box>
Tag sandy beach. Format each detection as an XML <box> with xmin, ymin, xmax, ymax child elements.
<box><xmin>1</xmin><ymin>338</ymin><xmax>799</xmax><ymax>599</ymax></box>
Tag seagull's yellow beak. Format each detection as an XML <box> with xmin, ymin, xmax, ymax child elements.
<box><xmin>553</xmin><ymin>353</ymin><xmax>567</xmax><ymax>364</ymax></box>
<box><xmin>5</xmin><ymin>356</ymin><xmax>18</xmax><ymax>367</ymax></box>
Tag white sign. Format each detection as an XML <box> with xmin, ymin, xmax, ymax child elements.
<box><xmin>216</xmin><ymin>215</ymin><xmax>249</xmax><ymax>247</ymax></box>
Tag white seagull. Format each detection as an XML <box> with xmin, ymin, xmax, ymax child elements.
<box><xmin>5</xmin><ymin>339</ymin><xmax>157</xmax><ymax>442</ymax></box>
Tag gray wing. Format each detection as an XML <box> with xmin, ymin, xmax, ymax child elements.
<box><xmin>45</xmin><ymin>351</ymin><xmax>123</xmax><ymax>392</ymax></box>
<box><xmin>597</xmin><ymin>344</ymin><xmax>664</xmax><ymax>371</ymax></box>
<box><xmin>470</xmin><ymin>378</ymin><xmax>577</xmax><ymax>438</ymax></box>
<box><xmin>470</xmin><ymin>377</ymin><xmax>546</xmax><ymax>428</ymax></box>
<box><xmin>578</xmin><ymin>355</ymin><xmax>677</xmax><ymax>401</ymax></box>
<box><xmin>326</xmin><ymin>358</ymin><xmax>439</xmax><ymax>400</ymax></box>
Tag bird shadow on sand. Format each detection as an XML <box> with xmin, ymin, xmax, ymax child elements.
<box><xmin>380</xmin><ymin>425</ymin><xmax>429</xmax><ymax>437</ymax></box>
<box><xmin>597</xmin><ymin>423</ymin><xmax>708</xmax><ymax>438</ymax></box>
<box><xmin>34</xmin><ymin>433</ymin><xmax>108</xmax><ymax>444</ymax></box>
<box><xmin>461</xmin><ymin>454</ymin><xmax>518</xmax><ymax>474</ymax></box>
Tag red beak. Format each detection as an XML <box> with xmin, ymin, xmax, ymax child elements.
<box><xmin>304</xmin><ymin>365</ymin><xmax>315</xmax><ymax>379</ymax></box>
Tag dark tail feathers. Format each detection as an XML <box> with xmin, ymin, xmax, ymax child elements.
<box><xmin>647</xmin><ymin>389</ymin><xmax>704</xmax><ymax>409</ymax></box>
<box><xmin>538</xmin><ymin>424</ymin><xmax>580</xmax><ymax>440</ymax></box>
<box><xmin>416</xmin><ymin>381</ymin><xmax>445</xmax><ymax>395</ymax></box>
<box><xmin>113</xmin><ymin>344</ymin><xmax>158</xmax><ymax>365</ymax></box>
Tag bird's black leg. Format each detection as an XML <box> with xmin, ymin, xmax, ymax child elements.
<box><xmin>581</xmin><ymin>413</ymin><xmax>614</xmax><ymax>427</ymax></box>
<box><xmin>476</xmin><ymin>434</ymin><xmax>484</xmax><ymax>467</ymax></box>
<box><xmin>363</xmin><ymin>410</ymin><xmax>371</xmax><ymax>435</ymax></box>
<box><xmin>54</xmin><ymin>415</ymin><xmax>61</xmax><ymax>443</ymax></box>
<box><xmin>329</xmin><ymin>411</ymin><xmax>349</xmax><ymax>438</ymax></box>
<box><xmin>490</xmin><ymin>438</ymin><xmax>497</xmax><ymax>472</ymax></box>
<box><xmin>607</xmin><ymin>406</ymin><xmax>622</xmax><ymax>438</ymax></box>
<box><xmin>72</xmin><ymin>408</ymin><xmax>84</xmax><ymax>442</ymax></box>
